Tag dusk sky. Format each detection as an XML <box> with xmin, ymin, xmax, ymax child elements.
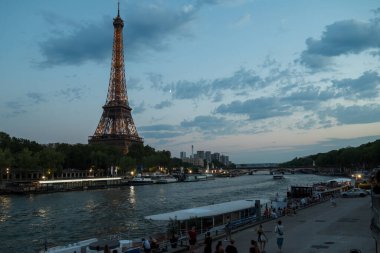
<box><xmin>1</xmin><ymin>0</ymin><xmax>380</xmax><ymax>164</ymax></box>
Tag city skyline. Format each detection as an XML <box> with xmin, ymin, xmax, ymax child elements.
<box><xmin>1</xmin><ymin>0</ymin><xmax>380</xmax><ymax>163</ymax></box>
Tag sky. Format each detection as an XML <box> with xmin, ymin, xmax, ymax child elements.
<box><xmin>1</xmin><ymin>0</ymin><xmax>380</xmax><ymax>164</ymax></box>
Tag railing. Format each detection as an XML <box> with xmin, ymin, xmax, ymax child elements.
<box><xmin>371</xmin><ymin>191</ymin><xmax>380</xmax><ymax>253</ymax></box>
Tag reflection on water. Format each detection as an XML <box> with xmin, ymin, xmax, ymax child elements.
<box><xmin>0</xmin><ymin>174</ymin><xmax>335</xmax><ymax>253</ymax></box>
<box><xmin>0</xmin><ymin>196</ymin><xmax>11</xmax><ymax>222</ymax></box>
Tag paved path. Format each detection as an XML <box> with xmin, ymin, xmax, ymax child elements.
<box><xmin>191</xmin><ymin>196</ymin><xmax>374</xmax><ymax>253</ymax></box>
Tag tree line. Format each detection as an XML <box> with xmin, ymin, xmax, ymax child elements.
<box><xmin>280</xmin><ymin>139</ymin><xmax>380</xmax><ymax>169</ymax></box>
<box><xmin>0</xmin><ymin>131</ymin><xmax>188</xmax><ymax>178</ymax></box>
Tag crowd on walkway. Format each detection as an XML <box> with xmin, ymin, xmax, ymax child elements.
<box><xmin>191</xmin><ymin>220</ymin><xmax>286</xmax><ymax>253</ymax></box>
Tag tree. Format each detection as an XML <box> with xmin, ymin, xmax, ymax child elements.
<box><xmin>119</xmin><ymin>156</ymin><xmax>136</xmax><ymax>176</ymax></box>
<box><xmin>37</xmin><ymin>147</ymin><xmax>65</xmax><ymax>178</ymax></box>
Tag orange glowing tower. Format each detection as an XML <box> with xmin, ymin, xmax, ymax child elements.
<box><xmin>89</xmin><ymin>3</ymin><xmax>143</xmax><ymax>152</ymax></box>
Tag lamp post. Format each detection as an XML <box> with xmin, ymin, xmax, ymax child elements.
<box><xmin>6</xmin><ymin>168</ymin><xmax>10</xmax><ymax>181</ymax></box>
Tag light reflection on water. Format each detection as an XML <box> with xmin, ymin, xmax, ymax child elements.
<box><xmin>0</xmin><ymin>174</ymin><xmax>335</xmax><ymax>253</ymax></box>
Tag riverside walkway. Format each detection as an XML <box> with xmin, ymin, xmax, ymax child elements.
<box><xmin>187</xmin><ymin>196</ymin><xmax>374</xmax><ymax>253</ymax></box>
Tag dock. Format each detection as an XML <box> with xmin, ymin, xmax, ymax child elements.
<box><xmin>176</xmin><ymin>196</ymin><xmax>374</xmax><ymax>253</ymax></box>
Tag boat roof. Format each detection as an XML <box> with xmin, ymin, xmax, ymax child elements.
<box><xmin>145</xmin><ymin>199</ymin><xmax>269</xmax><ymax>221</ymax></box>
<box><xmin>326</xmin><ymin>178</ymin><xmax>352</xmax><ymax>183</ymax></box>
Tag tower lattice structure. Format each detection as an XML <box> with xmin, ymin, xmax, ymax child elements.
<box><xmin>89</xmin><ymin>5</ymin><xmax>143</xmax><ymax>152</ymax></box>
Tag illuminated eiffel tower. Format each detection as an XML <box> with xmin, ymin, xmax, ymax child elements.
<box><xmin>89</xmin><ymin>3</ymin><xmax>143</xmax><ymax>153</ymax></box>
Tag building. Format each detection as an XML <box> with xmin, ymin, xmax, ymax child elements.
<box><xmin>196</xmin><ymin>151</ymin><xmax>205</xmax><ymax>160</ymax></box>
<box><xmin>205</xmin><ymin>151</ymin><xmax>212</xmax><ymax>163</ymax></box>
<box><xmin>180</xmin><ymin>152</ymin><xmax>187</xmax><ymax>159</ymax></box>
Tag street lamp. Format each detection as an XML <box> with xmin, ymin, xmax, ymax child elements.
<box><xmin>6</xmin><ymin>168</ymin><xmax>10</xmax><ymax>180</ymax></box>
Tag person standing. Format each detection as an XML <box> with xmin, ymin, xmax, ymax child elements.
<box><xmin>256</xmin><ymin>224</ymin><xmax>267</xmax><ymax>253</ymax></box>
<box><xmin>274</xmin><ymin>220</ymin><xmax>284</xmax><ymax>252</ymax></box>
<box><xmin>142</xmin><ymin>238</ymin><xmax>151</xmax><ymax>253</ymax></box>
<box><xmin>215</xmin><ymin>241</ymin><xmax>224</xmax><ymax>253</ymax></box>
<box><xmin>225</xmin><ymin>239</ymin><xmax>238</xmax><ymax>253</ymax></box>
<box><xmin>249</xmin><ymin>240</ymin><xmax>261</xmax><ymax>253</ymax></box>
<box><xmin>225</xmin><ymin>216</ymin><xmax>232</xmax><ymax>241</ymax></box>
<box><xmin>188</xmin><ymin>226</ymin><xmax>197</xmax><ymax>253</ymax></box>
<box><xmin>204</xmin><ymin>231</ymin><xmax>212</xmax><ymax>253</ymax></box>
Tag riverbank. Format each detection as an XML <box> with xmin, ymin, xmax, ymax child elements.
<box><xmin>186</xmin><ymin>196</ymin><xmax>373</xmax><ymax>253</ymax></box>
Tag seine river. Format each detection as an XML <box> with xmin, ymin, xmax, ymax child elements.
<box><xmin>0</xmin><ymin>173</ymin><xmax>335</xmax><ymax>253</ymax></box>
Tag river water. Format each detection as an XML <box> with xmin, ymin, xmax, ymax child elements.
<box><xmin>0</xmin><ymin>174</ymin><xmax>335</xmax><ymax>253</ymax></box>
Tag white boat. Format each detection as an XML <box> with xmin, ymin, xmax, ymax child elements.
<box><xmin>273</xmin><ymin>172</ymin><xmax>284</xmax><ymax>180</ymax></box>
<box><xmin>183</xmin><ymin>174</ymin><xmax>207</xmax><ymax>182</ymax></box>
<box><xmin>145</xmin><ymin>198</ymin><xmax>272</xmax><ymax>236</ymax></box>
<box><xmin>205</xmin><ymin>173</ymin><xmax>215</xmax><ymax>180</ymax></box>
<box><xmin>40</xmin><ymin>238</ymin><xmax>141</xmax><ymax>253</ymax></box>
<box><xmin>129</xmin><ymin>174</ymin><xmax>154</xmax><ymax>185</ymax></box>
<box><xmin>156</xmin><ymin>175</ymin><xmax>178</xmax><ymax>184</ymax></box>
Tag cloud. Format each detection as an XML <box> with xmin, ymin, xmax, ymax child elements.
<box><xmin>139</xmin><ymin>124</ymin><xmax>183</xmax><ymax>139</ymax></box>
<box><xmin>161</xmin><ymin>68</ymin><xmax>262</xmax><ymax>100</ymax></box>
<box><xmin>37</xmin><ymin>0</ymin><xmax>252</xmax><ymax>68</ymax></box>
<box><xmin>215</xmin><ymin>97</ymin><xmax>292</xmax><ymax>120</ymax></box>
<box><xmin>154</xmin><ymin>100</ymin><xmax>173</xmax><ymax>109</ymax></box>
<box><xmin>300</xmin><ymin>17</ymin><xmax>380</xmax><ymax>69</ymax></box>
<box><xmin>38</xmin><ymin>18</ymin><xmax>112</xmax><ymax>68</ymax></box>
<box><xmin>332</xmin><ymin>71</ymin><xmax>380</xmax><ymax>99</ymax></box>
<box><xmin>37</xmin><ymin>2</ymin><xmax>197</xmax><ymax>68</ymax></box>
<box><xmin>146</xmin><ymin>72</ymin><xmax>164</xmax><ymax>88</ymax></box>
<box><xmin>3</xmin><ymin>101</ymin><xmax>27</xmax><ymax>117</ymax></box>
<box><xmin>127</xmin><ymin>77</ymin><xmax>144</xmax><ymax>91</ymax></box>
<box><xmin>55</xmin><ymin>87</ymin><xmax>83</xmax><ymax>101</ymax></box>
<box><xmin>323</xmin><ymin>104</ymin><xmax>380</xmax><ymax>124</ymax></box>
<box><xmin>283</xmin><ymin>86</ymin><xmax>336</xmax><ymax>110</ymax></box>
<box><xmin>131</xmin><ymin>101</ymin><xmax>146</xmax><ymax>114</ymax></box>
<box><xmin>180</xmin><ymin>115</ymin><xmax>237</xmax><ymax>135</ymax></box>
<box><xmin>26</xmin><ymin>92</ymin><xmax>47</xmax><ymax>104</ymax></box>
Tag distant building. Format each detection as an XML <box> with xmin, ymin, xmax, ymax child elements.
<box><xmin>212</xmin><ymin>152</ymin><xmax>220</xmax><ymax>162</ymax></box>
<box><xmin>182</xmin><ymin>157</ymin><xmax>204</xmax><ymax>167</ymax></box>
<box><xmin>180</xmin><ymin>151</ymin><xmax>187</xmax><ymax>159</ymax></box>
<box><xmin>205</xmin><ymin>151</ymin><xmax>211</xmax><ymax>163</ymax></box>
<box><xmin>220</xmin><ymin>155</ymin><xmax>229</xmax><ymax>165</ymax></box>
<box><xmin>196</xmin><ymin>151</ymin><xmax>205</xmax><ymax>160</ymax></box>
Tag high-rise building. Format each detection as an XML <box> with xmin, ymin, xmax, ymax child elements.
<box><xmin>205</xmin><ymin>151</ymin><xmax>211</xmax><ymax>163</ymax></box>
<box><xmin>196</xmin><ymin>151</ymin><xmax>205</xmax><ymax>160</ymax></box>
<box><xmin>180</xmin><ymin>151</ymin><xmax>187</xmax><ymax>159</ymax></box>
<box><xmin>212</xmin><ymin>152</ymin><xmax>220</xmax><ymax>162</ymax></box>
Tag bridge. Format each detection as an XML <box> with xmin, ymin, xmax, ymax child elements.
<box><xmin>235</xmin><ymin>164</ymin><xmax>317</xmax><ymax>174</ymax></box>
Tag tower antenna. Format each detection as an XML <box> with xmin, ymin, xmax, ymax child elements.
<box><xmin>117</xmin><ymin>0</ymin><xmax>120</xmax><ymax>17</ymax></box>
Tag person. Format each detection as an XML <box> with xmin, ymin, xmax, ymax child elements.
<box><xmin>204</xmin><ymin>231</ymin><xmax>212</xmax><ymax>253</ymax></box>
<box><xmin>142</xmin><ymin>238</ymin><xmax>151</xmax><ymax>253</ymax></box>
<box><xmin>149</xmin><ymin>236</ymin><xmax>159</xmax><ymax>253</ymax></box>
<box><xmin>274</xmin><ymin>220</ymin><xmax>284</xmax><ymax>252</ymax></box>
<box><xmin>215</xmin><ymin>241</ymin><xmax>224</xmax><ymax>253</ymax></box>
<box><xmin>249</xmin><ymin>240</ymin><xmax>261</xmax><ymax>253</ymax></box>
<box><xmin>330</xmin><ymin>195</ymin><xmax>336</xmax><ymax>207</ymax></box>
<box><xmin>225</xmin><ymin>217</ymin><xmax>232</xmax><ymax>241</ymax></box>
<box><xmin>225</xmin><ymin>239</ymin><xmax>238</xmax><ymax>253</ymax></box>
<box><xmin>104</xmin><ymin>244</ymin><xmax>110</xmax><ymax>253</ymax></box>
<box><xmin>188</xmin><ymin>226</ymin><xmax>197</xmax><ymax>253</ymax></box>
<box><xmin>256</xmin><ymin>224</ymin><xmax>267</xmax><ymax>253</ymax></box>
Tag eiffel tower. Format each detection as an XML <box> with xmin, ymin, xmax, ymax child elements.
<box><xmin>89</xmin><ymin>3</ymin><xmax>143</xmax><ymax>153</ymax></box>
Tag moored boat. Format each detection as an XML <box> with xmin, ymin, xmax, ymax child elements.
<box><xmin>40</xmin><ymin>238</ymin><xmax>141</xmax><ymax>253</ymax></box>
<box><xmin>156</xmin><ymin>175</ymin><xmax>178</xmax><ymax>184</ymax></box>
<box><xmin>129</xmin><ymin>174</ymin><xmax>154</xmax><ymax>185</ymax></box>
<box><xmin>273</xmin><ymin>172</ymin><xmax>284</xmax><ymax>180</ymax></box>
<box><xmin>145</xmin><ymin>198</ymin><xmax>271</xmax><ymax>236</ymax></box>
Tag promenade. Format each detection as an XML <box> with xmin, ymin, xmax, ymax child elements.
<box><xmin>191</xmin><ymin>196</ymin><xmax>374</xmax><ymax>253</ymax></box>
